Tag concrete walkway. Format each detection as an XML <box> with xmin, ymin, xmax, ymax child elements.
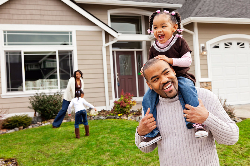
<box><xmin>233</xmin><ymin>104</ymin><xmax>250</xmax><ymax>119</ymax></box>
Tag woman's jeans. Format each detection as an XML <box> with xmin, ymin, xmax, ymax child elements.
<box><xmin>52</xmin><ymin>99</ymin><xmax>70</xmax><ymax>127</ymax></box>
<box><xmin>75</xmin><ymin>110</ymin><xmax>88</xmax><ymax>128</ymax></box>
<box><xmin>142</xmin><ymin>76</ymin><xmax>199</xmax><ymax>137</ymax></box>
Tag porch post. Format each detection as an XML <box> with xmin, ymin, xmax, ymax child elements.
<box><xmin>193</xmin><ymin>22</ymin><xmax>201</xmax><ymax>87</ymax></box>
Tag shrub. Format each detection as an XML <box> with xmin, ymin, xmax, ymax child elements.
<box><xmin>29</xmin><ymin>92</ymin><xmax>63</xmax><ymax>120</ymax></box>
<box><xmin>0</xmin><ymin>108</ymin><xmax>9</xmax><ymax>129</ymax></box>
<box><xmin>113</xmin><ymin>90</ymin><xmax>136</xmax><ymax>115</ymax></box>
<box><xmin>219</xmin><ymin>98</ymin><xmax>236</xmax><ymax>119</ymax></box>
<box><xmin>2</xmin><ymin>114</ymin><xmax>32</xmax><ymax>129</ymax></box>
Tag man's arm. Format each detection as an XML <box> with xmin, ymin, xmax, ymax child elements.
<box><xmin>184</xmin><ymin>89</ymin><xmax>239</xmax><ymax>145</ymax></box>
<box><xmin>135</xmin><ymin>108</ymin><xmax>158</xmax><ymax>152</ymax></box>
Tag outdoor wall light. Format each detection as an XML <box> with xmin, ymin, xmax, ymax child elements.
<box><xmin>200</xmin><ymin>44</ymin><xmax>207</xmax><ymax>56</ymax></box>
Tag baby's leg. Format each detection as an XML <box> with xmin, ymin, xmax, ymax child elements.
<box><xmin>177</xmin><ymin>76</ymin><xmax>199</xmax><ymax>129</ymax></box>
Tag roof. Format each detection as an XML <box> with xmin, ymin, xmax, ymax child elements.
<box><xmin>74</xmin><ymin>0</ymin><xmax>183</xmax><ymax>8</ymax></box>
<box><xmin>178</xmin><ymin>0</ymin><xmax>250</xmax><ymax>20</ymax></box>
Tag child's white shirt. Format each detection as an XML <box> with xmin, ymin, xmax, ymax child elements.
<box><xmin>68</xmin><ymin>97</ymin><xmax>95</xmax><ymax>114</ymax></box>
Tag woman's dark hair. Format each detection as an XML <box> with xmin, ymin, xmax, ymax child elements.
<box><xmin>149</xmin><ymin>11</ymin><xmax>182</xmax><ymax>35</ymax></box>
<box><xmin>75</xmin><ymin>90</ymin><xmax>84</xmax><ymax>100</ymax></box>
<box><xmin>73</xmin><ymin>70</ymin><xmax>83</xmax><ymax>79</ymax></box>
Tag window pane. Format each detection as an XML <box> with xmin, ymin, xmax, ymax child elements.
<box><xmin>59</xmin><ymin>51</ymin><xmax>73</xmax><ymax>89</ymax></box>
<box><xmin>113</xmin><ymin>42</ymin><xmax>142</xmax><ymax>49</ymax></box>
<box><xmin>119</xmin><ymin>55</ymin><xmax>132</xmax><ymax>75</ymax></box>
<box><xmin>6</xmin><ymin>52</ymin><xmax>23</xmax><ymax>92</ymax></box>
<box><xmin>24</xmin><ymin>51</ymin><xmax>58</xmax><ymax>90</ymax></box>
<box><xmin>111</xmin><ymin>15</ymin><xmax>142</xmax><ymax>34</ymax></box>
<box><xmin>4</xmin><ymin>31</ymin><xmax>72</xmax><ymax>45</ymax></box>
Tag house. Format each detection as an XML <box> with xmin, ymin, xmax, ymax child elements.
<box><xmin>0</xmin><ymin>0</ymin><xmax>249</xmax><ymax>117</ymax></box>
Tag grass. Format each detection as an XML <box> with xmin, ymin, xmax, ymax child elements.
<box><xmin>216</xmin><ymin>119</ymin><xmax>250</xmax><ymax>166</ymax></box>
<box><xmin>0</xmin><ymin>119</ymin><xmax>249</xmax><ymax>166</ymax></box>
<box><xmin>0</xmin><ymin>119</ymin><xmax>159</xmax><ymax>166</ymax></box>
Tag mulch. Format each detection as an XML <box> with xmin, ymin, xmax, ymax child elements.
<box><xmin>0</xmin><ymin>158</ymin><xmax>18</xmax><ymax>166</ymax></box>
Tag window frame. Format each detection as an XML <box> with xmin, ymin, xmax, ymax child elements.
<box><xmin>0</xmin><ymin>25</ymin><xmax>78</xmax><ymax>98</ymax></box>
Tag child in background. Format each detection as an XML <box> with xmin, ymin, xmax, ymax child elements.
<box><xmin>68</xmin><ymin>90</ymin><xmax>97</xmax><ymax>139</ymax></box>
<box><xmin>139</xmin><ymin>10</ymin><xmax>208</xmax><ymax>148</ymax></box>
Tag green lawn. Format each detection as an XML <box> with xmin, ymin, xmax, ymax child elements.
<box><xmin>0</xmin><ymin>119</ymin><xmax>249</xmax><ymax>166</ymax></box>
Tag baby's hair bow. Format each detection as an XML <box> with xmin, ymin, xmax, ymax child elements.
<box><xmin>156</xmin><ymin>10</ymin><xmax>161</xmax><ymax>13</ymax></box>
<box><xmin>176</xmin><ymin>34</ymin><xmax>183</xmax><ymax>38</ymax></box>
<box><xmin>164</xmin><ymin>10</ymin><xmax>169</xmax><ymax>13</ymax></box>
<box><xmin>147</xmin><ymin>29</ymin><xmax>153</xmax><ymax>34</ymax></box>
<box><xmin>171</xmin><ymin>11</ymin><xmax>176</xmax><ymax>15</ymax></box>
<box><xmin>177</xmin><ymin>29</ymin><xmax>184</xmax><ymax>33</ymax></box>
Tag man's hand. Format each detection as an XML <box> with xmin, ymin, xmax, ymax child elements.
<box><xmin>154</xmin><ymin>55</ymin><xmax>173</xmax><ymax>65</ymax></box>
<box><xmin>137</xmin><ymin>108</ymin><xmax>157</xmax><ymax>136</ymax></box>
<box><xmin>183</xmin><ymin>99</ymin><xmax>209</xmax><ymax>124</ymax></box>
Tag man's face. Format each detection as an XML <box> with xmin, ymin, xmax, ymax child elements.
<box><xmin>145</xmin><ymin>60</ymin><xmax>178</xmax><ymax>98</ymax></box>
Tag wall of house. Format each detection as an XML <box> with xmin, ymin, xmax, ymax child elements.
<box><xmin>0</xmin><ymin>0</ymin><xmax>106</xmax><ymax>114</ymax></box>
<box><xmin>198</xmin><ymin>23</ymin><xmax>250</xmax><ymax>78</ymax></box>
<box><xmin>76</xmin><ymin>30</ymin><xmax>106</xmax><ymax>107</ymax></box>
<box><xmin>78</xmin><ymin>4</ymin><xmax>157</xmax><ymax>25</ymax></box>
<box><xmin>0</xmin><ymin>0</ymin><xmax>95</xmax><ymax>25</ymax></box>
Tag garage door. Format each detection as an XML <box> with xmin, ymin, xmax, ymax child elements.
<box><xmin>210</xmin><ymin>40</ymin><xmax>250</xmax><ymax>105</ymax></box>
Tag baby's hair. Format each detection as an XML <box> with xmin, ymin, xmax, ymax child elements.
<box><xmin>149</xmin><ymin>11</ymin><xmax>182</xmax><ymax>34</ymax></box>
<box><xmin>75</xmin><ymin>90</ymin><xmax>84</xmax><ymax>100</ymax></box>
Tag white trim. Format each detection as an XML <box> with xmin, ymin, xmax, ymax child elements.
<box><xmin>108</xmin><ymin>8</ymin><xmax>152</xmax><ymax>17</ymax></box>
<box><xmin>182</xmin><ymin>17</ymin><xmax>250</xmax><ymax>26</ymax></box>
<box><xmin>102</xmin><ymin>30</ymin><xmax>110</xmax><ymax>110</ymax></box>
<box><xmin>61</xmin><ymin>0</ymin><xmax>118</xmax><ymax>38</ymax></box>
<box><xmin>0</xmin><ymin>0</ymin><xmax>8</xmax><ymax>5</ymax></box>
<box><xmin>199</xmin><ymin>78</ymin><xmax>212</xmax><ymax>82</ymax></box>
<box><xmin>118</xmin><ymin>35</ymin><xmax>152</xmax><ymax>41</ymax></box>
<box><xmin>0</xmin><ymin>24</ymin><xmax>102</xmax><ymax>31</ymax></box>
<box><xmin>74</xmin><ymin>0</ymin><xmax>182</xmax><ymax>9</ymax></box>
<box><xmin>205</xmin><ymin>34</ymin><xmax>250</xmax><ymax>82</ymax></box>
<box><xmin>193</xmin><ymin>22</ymin><xmax>201</xmax><ymax>87</ymax></box>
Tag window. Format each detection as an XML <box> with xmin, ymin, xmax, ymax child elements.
<box><xmin>6</xmin><ymin>51</ymin><xmax>73</xmax><ymax>92</ymax></box>
<box><xmin>3</xmin><ymin>30</ymin><xmax>74</xmax><ymax>94</ymax></box>
<box><xmin>4</xmin><ymin>31</ymin><xmax>72</xmax><ymax>45</ymax></box>
<box><xmin>111</xmin><ymin>15</ymin><xmax>142</xmax><ymax>34</ymax></box>
<box><xmin>112</xmin><ymin>42</ymin><xmax>142</xmax><ymax>49</ymax></box>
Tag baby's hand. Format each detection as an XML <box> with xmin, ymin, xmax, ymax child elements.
<box><xmin>68</xmin><ymin>114</ymin><xmax>71</xmax><ymax>117</ymax></box>
<box><xmin>154</xmin><ymin>55</ymin><xmax>173</xmax><ymax>65</ymax></box>
<box><xmin>94</xmin><ymin>108</ymin><xmax>97</xmax><ymax>112</ymax></box>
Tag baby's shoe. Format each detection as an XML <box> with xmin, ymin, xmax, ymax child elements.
<box><xmin>193</xmin><ymin>123</ymin><xmax>208</xmax><ymax>138</ymax></box>
<box><xmin>139</xmin><ymin>133</ymin><xmax>162</xmax><ymax>148</ymax></box>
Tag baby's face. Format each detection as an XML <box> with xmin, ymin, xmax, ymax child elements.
<box><xmin>81</xmin><ymin>94</ymin><xmax>84</xmax><ymax>98</ymax></box>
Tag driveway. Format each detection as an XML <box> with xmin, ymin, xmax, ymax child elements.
<box><xmin>233</xmin><ymin>104</ymin><xmax>250</xmax><ymax>119</ymax></box>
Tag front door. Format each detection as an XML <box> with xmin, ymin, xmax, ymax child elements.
<box><xmin>115</xmin><ymin>51</ymin><xmax>137</xmax><ymax>97</ymax></box>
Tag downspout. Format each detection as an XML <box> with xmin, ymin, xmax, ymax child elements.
<box><xmin>102</xmin><ymin>30</ymin><xmax>119</xmax><ymax>110</ymax></box>
<box><xmin>183</xmin><ymin>22</ymin><xmax>201</xmax><ymax>87</ymax></box>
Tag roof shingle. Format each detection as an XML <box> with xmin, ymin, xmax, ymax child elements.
<box><xmin>178</xmin><ymin>0</ymin><xmax>250</xmax><ymax>20</ymax></box>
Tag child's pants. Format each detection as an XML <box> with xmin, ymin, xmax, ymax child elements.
<box><xmin>142</xmin><ymin>76</ymin><xmax>199</xmax><ymax>138</ymax></box>
<box><xmin>75</xmin><ymin>109</ymin><xmax>88</xmax><ymax>128</ymax></box>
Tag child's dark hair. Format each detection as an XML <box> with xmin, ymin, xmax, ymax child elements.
<box><xmin>75</xmin><ymin>90</ymin><xmax>84</xmax><ymax>100</ymax></box>
<box><xmin>149</xmin><ymin>11</ymin><xmax>182</xmax><ymax>34</ymax></box>
<box><xmin>73</xmin><ymin>70</ymin><xmax>83</xmax><ymax>79</ymax></box>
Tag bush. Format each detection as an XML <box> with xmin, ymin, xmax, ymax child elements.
<box><xmin>0</xmin><ymin>108</ymin><xmax>9</xmax><ymax>129</ymax></box>
<box><xmin>113</xmin><ymin>90</ymin><xmax>136</xmax><ymax>115</ymax></box>
<box><xmin>219</xmin><ymin>98</ymin><xmax>236</xmax><ymax>119</ymax></box>
<box><xmin>2</xmin><ymin>114</ymin><xmax>32</xmax><ymax>129</ymax></box>
<box><xmin>29</xmin><ymin>92</ymin><xmax>63</xmax><ymax>120</ymax></box>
